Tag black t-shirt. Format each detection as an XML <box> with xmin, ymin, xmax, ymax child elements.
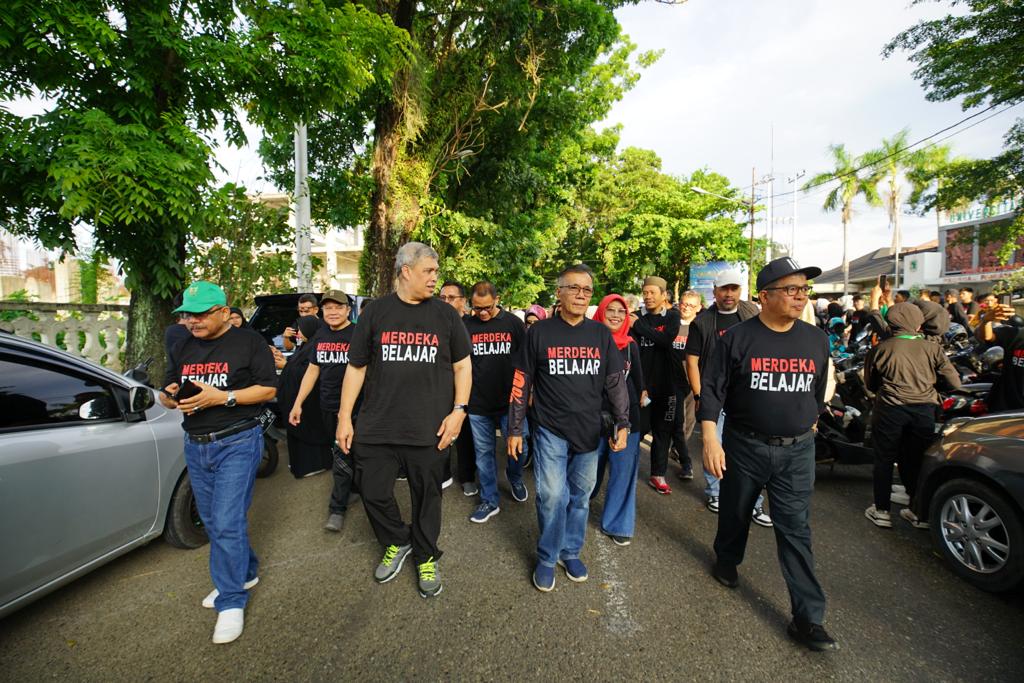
<box><xmin>347</xmin><ymin>293</ymin><xmax>471</xmax><ymax>447</ymax></box>
<box><xmin>685</xmin><ymin>310</ymin><xmax>743</xmax><ymax>362</ymax></box>
<box><xmin>672</xmin><ymin>320</ymin><xmax>692</xmax><ymax>391</ymax></box>
<box><xmin>631</xmin><ymin>307</ymin><xmax>682</xmax><ymax>397</ymax></box>
<box><xmin>464</xmin><ymin>310</ymin><xmax>526</xmax><ymax>416</ymax></box>
<box><xmin>847</xmin><ymin>309</ymin><xmax>869</xmax><ymax>338</ymax></box>
<box><xmin>989</xmin><ymin>326</ymin><xmax>1024</xmax><ymax>412</ymax></box>
<box><xmin>164</xmin><ymin>326</ymin><xmax>277</xmax><ymax>435</ymax></box>
<box><xmin>309</xmin><ymin>324</ymin><xmax>355</xmax><ymax>412</ymax></box>
<box><xmin>697</xmin><ymin>317</ymin><xmax>829</xmax><ymax>437</ymax></box>
<box><xmin>514</xmin><ymin>316</ymin><xmax>624</xmax><ymax>453</ymax></box>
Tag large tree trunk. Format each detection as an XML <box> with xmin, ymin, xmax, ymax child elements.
<box><xmin>125</xmin><ymin>285</ymin><xmax>174</xmax><ymax>386</ymax></box>
<box><xmin>362</xmin><ymin>0</ymin><xmax>417</xmax><ymax>297</ymax></box>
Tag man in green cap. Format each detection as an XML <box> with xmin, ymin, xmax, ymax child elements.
<box><xmin>159</xmin><ymin>281</ymin><xmax>277</xmax><ymax>644</ymax></box>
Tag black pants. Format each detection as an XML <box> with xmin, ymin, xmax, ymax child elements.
<box><xmin>669</xmin><ymin>391</ymin><xmax>694</xmax><ymax>471</ymax></box>
<box><xmin>870</xmin><ymin>403</ymin><xmax>936</xmax><ymax>511</ymax></box>
<box><xmin>454</xmin><ymin>417</ymin><xmax>475</xmax><ymax>483</ymax></box>
<box><xmin>714</xmin><ymin>423</ymin><xmax>826</xmax><ymax>625</ymax></box>
<box><xmin>648</xmin><ymin>394</ymin><xmax>675</xmax><ymax>477</ymax></box>
<box><xmin>322</xmin><ymin>411</ymin><xmax>356</xmax><ymax>514</ymax></box>
<box><xmin>355</xmin><ymin>441</ymin><xmax>445</xmax><ymax>564</ymax></box>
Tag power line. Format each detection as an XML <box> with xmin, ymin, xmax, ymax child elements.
<box><xmin>768</xmin><ymin>102</ymin><xmax>1020</xmax><ymax>211</ymax></box>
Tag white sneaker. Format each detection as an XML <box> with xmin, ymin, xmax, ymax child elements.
<box><xmin>899</xmin><ymin>507</ymin><xmax>930</xmax><ymax>529</ymax></box>
<box><xmin>202</xmin><ymin>577</ymin><xmax>259</xmax><ymax>609</ymax></box>
<box><xmin>212</xmin><ymin>608</ymin><xmax>245</xmax><ymax>644</ymax></box>
<box><xmin>441</xmin><ymin>477</ymin><xmax>454</xmax><ymax>490</ymax></box>
<box><xmin>865</xmin><ymin>505</ymin><xmax>893</xmax><ymax>528</ymax></box>
<box><xmin>751</xmin><ymin>507</ymin><xmax>773</xmax><ymax>528</ymax></box>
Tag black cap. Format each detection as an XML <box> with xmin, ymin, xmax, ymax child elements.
<box><xmin>756</xmin><ymin>257</ymin><xmax>822</xmax><ymax>291</ymax></box>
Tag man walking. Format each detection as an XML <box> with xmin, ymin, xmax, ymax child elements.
<box><xmin>463</xmin><ymin>281</ymin><xmax>529</xmax><ymax>523</ymax></box>
<box><xmin>160</xmin><ymin>281</ymin><xmax>277</xmax><ymax>644</ymax></box>
<box><xmin>684</xmin><ymin>270</ymin><xmax>770</xmax><ymax>526</ymax></box>
<box><xmin>439</xmin><ymin>279</ymin><xmax>473</xmax><ymax>492</ymax></box>
<box><xmin>287</xmin><ymin>291</ymin><xmax>357</xmax><ymax>532</ymax></box>
<box><xmin>630</xmin><ymin>276</ymin><xmax>682</xmax><ymax>494</ymax></box>
<box><xmin>282</xmin><ymin>293</ymin><xmax>321</xmax><ymax>351</ymax></box>
<box><xmin>672</xmin><ymin>289</ymin><xmax>702</xmax><ymax>479</ymax></box>
<box><xmin>699</xmin><ymin>257</ymin><xmax>837</xmax><ymax>652</ymax></box>
<box><xmin>508</xmin><ymin>264</ymin><xmax>629</xmax><ymax>592</ymax></box>
<box><xmin>336</xmin><ymin>243</ymin><xmax>471</xmax><ymax>598</ymax></box>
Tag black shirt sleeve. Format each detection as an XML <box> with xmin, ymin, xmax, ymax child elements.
<box><xmin>631</xmin><ymin>308</ymin><xmax>681</xmax><ymax>350</ymax></box>
<box><xmin>627</xmin><ymin>340</ymin><xmax>645</xmax><ymax>397</ymax></box>
<box><xmin>448</xmin><ymin>304</ymin><xmax>471</xmax><ymax>363</ymax></box>
<box><xmin>685</xmin><ymin>318</ymin><xmax>705</xmax><ymax>358</ymax></box>
<box><xmin>248</xmin><ymin>332</ymin><xmax>278</xmax><ymax>387</ymax></box>
<box><xmin>348</xmin><ymin>305</ymin><xmax>375</xmax><ymax>368</ymax></box>
<box><xmin>695</xmin><ymin>331</ymin><xmax>731</xmax><ymax>423</ymax></box>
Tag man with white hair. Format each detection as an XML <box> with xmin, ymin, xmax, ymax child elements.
<box><xmin>336</xmin><ymin>242</ymin><xmax>472</xmax><ymax>598</ymax></box>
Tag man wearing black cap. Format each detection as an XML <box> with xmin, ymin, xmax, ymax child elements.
<box><xmin>288</xmin><ymin>290</ymin><xmax>357</xmax><ymax>531</ymax></box>
<box><xmin>698</xmin><ymin>257</ymin><xmax>838</xmax><ymax>652</ymax></box>
<box><xmin>160</xmin><ymin>281</ymin><xmax>277</xmax><ymax>644</ymax></box>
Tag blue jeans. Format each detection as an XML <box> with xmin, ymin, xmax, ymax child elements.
<box><xmin>184</xmin><ymin>424</ymin><xmax>262</xmax><ymax>611</ymax></box>
<box><xmin>532</xmin><ymin>425</ymin><xmax>599</xmax><ymax>567</ymax></box>
<box><xmin>594</xmin><ymin>431</ymin><xmax>642</xmax><ymax>537</ymax></box>
<box><xmin>469</xmin><ymin>413</ymin><xmax>527</xmax><ymax>508</ymax></box>
<box><xmin>704</xmin><ymin>412</ymin><xmax>765</xmax><ymax>509</ymax></box>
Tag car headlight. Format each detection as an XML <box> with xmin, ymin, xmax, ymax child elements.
<box><xmin>942</xmin><ymin>417</ymin><xmax>970</xmax><ymax>437</ymax></box>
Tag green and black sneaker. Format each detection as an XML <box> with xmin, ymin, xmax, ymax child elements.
<box><xmin>417</xmin><ymin>557</ymin><xmax>442</xmax><ymax>598</ymax></box>
<box><xmin>374</xmin><ymin>544</ymin><xmax>412</xmax><ymax>583</ymax></box>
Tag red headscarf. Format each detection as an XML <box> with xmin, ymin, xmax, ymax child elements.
<box><xmin>594</xmin><ymin>294</ymin><xmax>632</xmax><ymax>350</ymax></box>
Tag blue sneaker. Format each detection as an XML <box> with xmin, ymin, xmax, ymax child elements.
<box><xmin>469</xmin><ymin>502</ymin><xmax>499</xmax><ymax>524</ymax></box>
<box><xmin>532</xmin><ymin>564</ymin><xmax>555</xmax><ymax>592</ymax></box>
<box><xmin>557</xmin><ymin>558</ymin><xmax>589</xmax><ymax>582</ymax></box>
<box><xmin>510</xmin><ymin>480</ymin><xmax>528</xmax><ymax>502</ymax></box>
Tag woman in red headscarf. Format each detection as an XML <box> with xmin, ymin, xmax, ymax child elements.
<box><xmin>590</xmin><ymin>294</ymin><xmax>646</xmax><ymax>545</ymax></box>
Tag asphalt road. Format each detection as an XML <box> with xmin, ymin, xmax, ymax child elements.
<box><xmin>2</xmin><ymin>436</ymin><xmax>1023</xmax><ymax>682</ymax></box>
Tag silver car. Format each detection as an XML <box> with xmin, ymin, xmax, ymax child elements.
<box><xmin>0</xmin><ymin>331</ymin><xmax>206</xmax><ymax>618</ymax></box>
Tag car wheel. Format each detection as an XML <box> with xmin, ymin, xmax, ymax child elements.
<box><xmin>257</xmin><ymin>436</ymin><xmax>279</xmax><ymax>478</ymax></box>
<box><xmin>929</xmin><ymin>478</ymin><xmax>1024</xmax><ymax>592</ymax></box>
<box><xmin>163</xmin><ymin>473</ymin><xmax>208</xmax><ymax>549</ymax></box>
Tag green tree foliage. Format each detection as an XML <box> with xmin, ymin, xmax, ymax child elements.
<box><xmin>0</xmin><ymin>0</ymin><xmax>410</xmax><ymax>375</ymax></box>
<box><xmin>885</xmin><ymin>0</ymin><xmax>1024</xmax><ymax>257</ymax></box>
<box><xmin>805</xmin><ymin>144</ymin><xmax>880</xmax><ymax>295</ymax></box>
<box><xmin>186</xmin><ymin>185</ymin><xmax>304</xmax><ymax>309</ymax></box>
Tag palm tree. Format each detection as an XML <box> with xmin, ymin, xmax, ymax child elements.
<box><xmin>805</xmin><ymin>144</ymin><xmax>880</xmax><ymax>296</ymax></box>
<box><xmin>906</xmin><ymin>143</ymin><xmax>959</xmax><ymax>229</ymax></box>
<box><xmin>864</xmin><ymin>129</ymin><xmax>915</xmax><ymax>288</ymax></box>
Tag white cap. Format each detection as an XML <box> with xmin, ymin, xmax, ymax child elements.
<box><xmin>714</xmin><ymin>270</ymin><xmax>744</xmax><ymax>287</ymax></box>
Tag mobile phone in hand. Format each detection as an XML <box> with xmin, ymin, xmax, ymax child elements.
<box><xmin>175</xmin><ymin>379</ymin><xmax>202</xmax><ymax>400</ymax></box>
<box><xmin>999</xmin><ymin>293</ymin><xmax>1012</xmax><ymax>307</ymax></box>
<box><xmin>878</xmin><ymin>274</ymin><xmax>888</xmax><ymax>291</ymax></box>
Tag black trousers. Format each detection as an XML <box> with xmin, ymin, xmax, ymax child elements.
<box><xmin>454</xmin><ymin>417</ymin><xmax>476</xmax><ymax>483</ymax></box>
<box><xmin>714</xmin><ymin>423</ymin><xmax>826</xmax><ymax>625</ymax></box>
<box><xmin>648</xmin><ymin>394</ymin><xmax>675</xmax><ymax>477</ymax></box>
<box><xmin>669</xmin><ymin>391</ymin><xmax>694</xmax><ymax>471</ymax></box>
<box><xmin>870</xmin><ymin>403</ymin><xmax>936</xmax><ymax>511</ymax></box>
<box><xmin>355</xmin><ymin>441</ymin><xmax>445</xmax><ymax>564</ymax></box>
<box><xmin>322</xmin><ymin>411</ymin><xmax>356</xmax><ymax>514</ymax></box>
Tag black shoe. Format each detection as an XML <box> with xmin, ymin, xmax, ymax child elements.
<box><xmin>711</xmin><ymin>562</ymin><xmax>738</xmax><ymax>589</ymax></box>
<box><xmin>787</xmin><ymin>620</ymin><xmax>839</xmax><ymax>652</ymax></box>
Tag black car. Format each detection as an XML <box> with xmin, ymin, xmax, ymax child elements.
<box><xmin>247</xmin><ymin>292</ymin><xmax>362</xmax><ymax>347</ymax></box>
<box><xmin>914</xmin><ymin>411</ymin><xmax>1024</xmax><ymax>592</ymax></box>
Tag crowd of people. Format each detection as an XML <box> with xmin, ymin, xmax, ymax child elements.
<box><xmin>159</xmin><ymin>244</ymin><xmax>1021</xmax><ymax>651</ymax></box>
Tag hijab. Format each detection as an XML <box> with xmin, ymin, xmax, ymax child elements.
<box><xmin>526</xmin><ymin>304</ymin><xmax>547</xmax><ymax>322</ymax></box>
<box><xmin>594</xmin><ymin>294</ymin><xmax>632</xmax><ymax>350</ymax></box>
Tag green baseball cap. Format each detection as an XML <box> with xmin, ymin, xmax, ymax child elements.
<box><xmin>173</xmin><ymin>281</ymin><xmax>227</xmax><ymax>313</ymax></box>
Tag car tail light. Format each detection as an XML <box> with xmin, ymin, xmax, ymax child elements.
<box><xmin>941</xmin><ymin>397</ymin><xmax>954</xmax><ymax>411</ymax></box>
<box><xmin>969</xmin><ymin>400</ymin><xmax>987</xmax><ymax>416</ymax></box>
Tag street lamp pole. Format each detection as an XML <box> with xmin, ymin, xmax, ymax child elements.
<box><xmin>749</xmin><ymin>167</ymin><xmax>756</xmax><ymax>296</ymax></box>
<box><xmin>787</xmin><ymin>170</ymin><xmax>805</xmax><ymax>260</ymax></box>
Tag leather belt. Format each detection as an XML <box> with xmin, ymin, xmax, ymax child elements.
<box><xmin>187</xmin><ymin>420</ymin><xmax>259</xmax><ymax>444</ymax></box>
<box><xmin>730</xmin><ymin>425</ymin><xmax>814</xmax><ymax>447</ymax></box>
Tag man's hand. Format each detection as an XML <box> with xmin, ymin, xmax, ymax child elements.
<box><xmin>610</xmin><ymin>427</ymin><xmax>628</xmax><ymax>452</ymax></box>
<box><xmin>436</xmin><ymin>410</ymin><xmax>466</xmax><ymax>451</ymax></box>
<box><xmin>271</xmin><ymin>346</ymin><xmax>286</xmax><ymax>370</ymax></box>
<box><xmin>283</xmin><ymin>326</ymin><xmax>297</xmax><ymax>340</ymax></box>
<box><xmin>703</xmin><ymin>435</ymin><xmax>727</xmax><ymax>479</ymax></box>
<box><xmin>176</xmin><ymin>381</ymin><xmax>227</xmax><ymax>415</ymax></box>
<box><xmin>159</xmin><ymin>383</ymin><xmax>179</xmax><ymax>409</ymax></box>
<box><xmin>337</xmin><ymin>415</ymin><xmax>354</xmax><ymax>454</ymax></box>
<box><xmin>288</xmin><ymin>405</ymin><xmax>302</xmax><ymax>426</ymax></box>
<box><xmin>985</xmin><ymin>303</ymin><xmax>1014</xmax><ymax>324</ymax></box>
<box><xmin>507</xmin><ymin>435</ymin><xmax>523</xmax><ymax>461</ymax></box>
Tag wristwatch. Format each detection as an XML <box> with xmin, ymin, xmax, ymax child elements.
<box><xmin>453</xmin><ymin>404</ymin><xmax>467</xmax><ymax>412</ymax></box>
<box><xmin>692</xmin><ymin>393</ymin><xmax>701</xmax><ymax>402</ymax></box>
<box><xmin>225</xmin><ymin>391</ymin><xmax>237</xmax><ymax>408</ymax></box>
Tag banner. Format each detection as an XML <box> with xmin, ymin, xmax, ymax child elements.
<box><xmin>689</xmin><ymin>262</ymin><xmax>749</xmax><ymax>304</ymax></box>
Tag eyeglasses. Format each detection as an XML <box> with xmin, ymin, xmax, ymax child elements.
<box><xmin>604</xmin><ymin>307</ymin><xmax>627</xmax><ymax>316</ymax></box>
<box><xmin>298</xmin><ymin>306</ymin><xmax>317</xmax><ymax>314</ymax></box>
<box><xmin>559</xmin><ymin>284</ymin><xmax>594</xmax><ymax>297</ymax></box>
<box><xmin>763</xmin><ymin>285</ymin><xmax>812</xmax><ymax>297</ymax></box>
<box><xmin>439</xmin><ymin>295</ymin><xmax>464</xmax><ymax>303</ymax></box>
<box><xmin>680</xmin><ymin>301</ymin><xmax>700</xmax><ymax>308</ymax></box>
<box><xmin>471</xmin><ymin>305</ymin><xmax>497</xmax><ymax>313</ymax></box>
<box><xmin>181</xmin><ymin>306</ymin><xmax>224</xmax><ymax>321</ymax></box>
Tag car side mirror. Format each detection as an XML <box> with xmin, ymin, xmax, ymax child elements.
<box><xmin>129</xmin><ymin>386</ymin><xmax>155</xmax><ymax>414</ymax></box>
<box><xmin>79</xmin><ymin>395</ymin><xmax>119</xmax><ymax>420</ymax></box>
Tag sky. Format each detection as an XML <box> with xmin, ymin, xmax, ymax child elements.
<box><xmin>215</xmin><ymin>0</ymin><xmax>1017</xmax><ymax>273</ymax></box>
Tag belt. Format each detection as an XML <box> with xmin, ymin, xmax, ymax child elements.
<box><xmin>187</xmin><ymin>420</ymin><xmax>259</xmax><ymax>444</ymax></box>
<box><xmin>730</xmin><ymin>425</ymin><xmax>814</xmax><ymax>447</ymax></box>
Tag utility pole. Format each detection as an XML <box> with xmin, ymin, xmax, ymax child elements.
<box><xmin>748</xmin><ymin>167</ymin><xmax>756</xmax><ymax>298</ymax></box>
<box><xmin>767</xmin><ymin>125</ymin><xmax>774</xmax><ymax>263</ymax></box>
<box><xmin>787</xmin><ymin>170</ymin><xmax>805</xmax><ymax>260</ymax></box>
<box><xmin>293</xmin><ymin>122</ymin><xmax>312</xmax><ymax>291</ymax></box>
